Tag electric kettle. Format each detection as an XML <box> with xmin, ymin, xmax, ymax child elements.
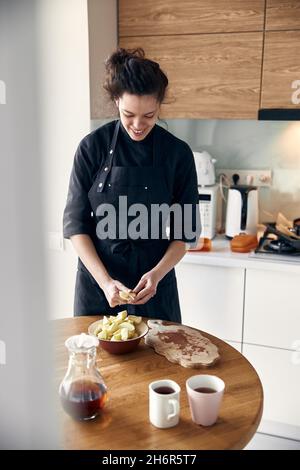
<box><xmin>225</xmin><ymin>185</ymin><xmax>258</xmax><ymax>238</ymax></box>
<box><xmin>193</xmin><ymin>151</ymin><xmax>216</xmax><ymax>186</ymax></box>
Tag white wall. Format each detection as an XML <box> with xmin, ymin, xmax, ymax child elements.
<box><xmin>0</xmin><ymin>0</ymin><xmax>58</xmax><ymax>448</ymax></box>
<box><xmin>36</xmin><ymin>0</ymin><xmax>91</xmax><ymax>319</ymax></box>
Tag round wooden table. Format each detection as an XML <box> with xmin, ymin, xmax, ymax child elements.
<box><xmin>54</xmin><ymin>317</ymin><xmax>263</xmax><ymax>450</ymax></box>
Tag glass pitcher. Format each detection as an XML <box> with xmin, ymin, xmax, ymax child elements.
<box><xmin>59</xmin><ymin>333</ymin><xmax>107</xmax><ymax>421</ymax></box>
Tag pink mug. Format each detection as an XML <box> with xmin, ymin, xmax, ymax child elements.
<box><xmin>186</xmin><ymin>375</ymin><xmax>225</xmax><ymax>426</ymax></box>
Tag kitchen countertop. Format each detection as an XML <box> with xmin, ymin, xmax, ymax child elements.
<box><xmin>181</xmin><ymin>236</ymin><xmax>300</xmax><ymax>274</ymax></box>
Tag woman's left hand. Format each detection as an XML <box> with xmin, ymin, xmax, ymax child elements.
<box><xmin>131</xmin><ymin>269</ymin><xmax>162</xmax><ymax>305</ymax></box>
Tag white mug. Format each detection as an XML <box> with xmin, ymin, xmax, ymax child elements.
<box><xmin>149</xmin><ymin>379</ymin><xmax>180</xmax><ymax>429</ymax></box>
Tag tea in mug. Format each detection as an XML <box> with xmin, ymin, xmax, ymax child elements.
<box><xmin>154</xmin><ymin>386</ymin><xmax>175</xmax><ymax>394</ymax></box>
<box><xmin>194</xmin><ymin>387</ymin><xmax>216</xmax><ymax>394</ymax></box>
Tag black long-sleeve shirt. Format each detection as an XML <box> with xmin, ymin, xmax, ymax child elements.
<box><xmin>63</xmin><ymin>120</ymin><xmax>200</xmax><ymax>246</ymax></box>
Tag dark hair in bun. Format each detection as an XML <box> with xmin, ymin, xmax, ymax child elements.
<box><xmin>103</xmin><ymin>47</ymin><xmax>168</xmax><ymax>103</ymax></box>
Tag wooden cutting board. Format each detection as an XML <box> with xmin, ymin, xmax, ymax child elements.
<box><xmin>145</xmin><ymin>319</ymin><xmax>220</xmax><ymax>368</ymax></box>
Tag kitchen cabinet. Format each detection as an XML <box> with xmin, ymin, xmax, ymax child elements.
<box><xmin>242</xmin><ymin>268</ymin><xmax>300</xmax><ymax>440</ymax></box>
<box><xmin>117</xmin><ymin>0</ymin><xmax>300</xmax><ymax>118</ymax></box>
<box><xmin>119</xmin><ymin>0</ymin><xmax>265</xmax><ymax>36</ymax></box>
<box><xmin>119</xmin><ymin>34</ymin><xmax>263</xmax><ymax>119</ymax></box>
<box><xmin>118</xmin><ymin>0</ymin><xmax>264</xmax><ymax>119</ymax></box>
<box><xmin>176</xmin><ymin>263</ymin><xmax>244</xmax><ymax>343</ymax></box>
<box><xmin>243</xmin><ymin>269</ymin><xmax>300</xmax><ymax>350</ymax></box>
<box><xmin>260</xmin><ymin>31</ymin><xmax>300</xmax><ymax>109</ymax></box>
<box><xmin>243</xmin><ymin>344</ymin><xmax>300</xmax><ymax>440</ymax></box>
<box><xmin>266</xmin><ymin>0</ymin><xmax>300</xmax><ymax>31</ymax></box>
<box><xmin>176</xmin><ymin>260</ymin><xmax>300</xmax><ymax>440</ymax></box>
<box><xmin>118</xmin><ymin>0</ymin><xmax>264</xmax><ymax>118</ymax></box>
<box><xmin>261</xmin><ymin>1</ymin><xmax>300</xmax><ymax>109</ymax></box>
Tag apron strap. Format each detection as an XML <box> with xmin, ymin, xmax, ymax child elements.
<box><xmin>97</xmin><ymin>120</ymin><xmax>120</xmax><ymax>193</ymax></box>
<box><xmin>153</xmin><ymin>124</ymin><xmax>160</xmax><ymax>168</ymax></box>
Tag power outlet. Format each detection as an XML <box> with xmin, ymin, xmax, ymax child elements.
<box><xmin>216</xmin><ymin>169</ymin><xmax>272</xmax><ymax>187</ymax></box>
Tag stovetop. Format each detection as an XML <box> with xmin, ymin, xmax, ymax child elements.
<box><xmin>253</xmin><ymin>223</ymin><xmax>300</xmax><ymax>262</ymax></box>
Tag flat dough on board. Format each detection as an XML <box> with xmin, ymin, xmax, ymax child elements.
<box><xmin>145</xmin><ymin>320</ymin><xmax>220</xmax><ymax>368</ymax></box>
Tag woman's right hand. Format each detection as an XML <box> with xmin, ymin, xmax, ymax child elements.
<box><xmin>101</xmin><ymin>278</ymin><xmax>131</xmax><ymax>308</ymax></box>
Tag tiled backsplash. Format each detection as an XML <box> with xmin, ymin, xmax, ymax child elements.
<box><xmin>164</xmin><ymin>120</ymin><xmax>300</xmax><ymax>223</ymax></box>
<box><xmin>91</xmin><ymin>119</ymin><xmax>300</xmax><ymax>223</ymax></box>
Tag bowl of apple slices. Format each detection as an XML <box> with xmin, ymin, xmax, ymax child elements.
<box><xmin>88</xmin><ymin>310</ymin><xmax>148</xmax><ymax>354</ymax></box>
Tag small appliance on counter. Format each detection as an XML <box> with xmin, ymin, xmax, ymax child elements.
<box><xmin>198</xmin><ymin>185</ymin><xmax>218</xmax><ymax>239</ymax></box>
<box><xmin>230</xmin><ymin>233</ymin><xmax>258</xmax><ymax>253</ymax></box>
<box><xmin>225</xmin><ymin>182</ymin><xmax>258</xmax><ymax>239</ymax></box>
<box><xmin>193</xmin><ymin>151</ymin><xmax>216</xmax><ymax>187</ymax></box>
<box><xmin>193</xmin><ymin>151</ymin><xmax>218</xmax><ymax>239</ymax></box>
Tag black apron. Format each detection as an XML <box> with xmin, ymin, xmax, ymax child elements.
<box><xmin>74</xmin><ymin>121</ymin><xmax>181</xmax><ymax>322</ymax></box>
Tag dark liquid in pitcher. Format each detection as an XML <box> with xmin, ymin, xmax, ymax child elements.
<box><xmin>154</xmin><ymin>386</ymin><xmax>175</xmax><ymax>394</ymax></box>
<box><xmin>60</xmin><ymin>380</ymin><xmax>107</xmax><ymax>420</ymax></box>
<box><xmin>194</xmin><ymin>387</ymin><xmax>216</xmax><ymax>394</ymax></box>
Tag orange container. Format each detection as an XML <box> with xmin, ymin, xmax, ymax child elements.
<box><xmin>188</xmin><ymin>237</ymin><xmax>212</xmax><ymax>252</ymax></box>
<box><xmin>230</xmin><ymin>234</ymin><xmax>258</xmax><ymax>253</ymax></box>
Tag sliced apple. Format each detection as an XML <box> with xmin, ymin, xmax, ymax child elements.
<box><xmin>128</xmin><ymin>315</ymin><xmax>142</xmax><ymax>324</ymax></box>
<box><xmin>117</xmin><ymin>310</ymin><xmax>127</xmax><ymax>320</ymax></box>
<box><xmin>119</xmin><ymin>321</ymin><xmax>135</xmax><ymax>332</ymax></box>
<box><xmin>121</xmin><ymin>328</ymin><xmax>129</xmax><ymax>340</ymax></box>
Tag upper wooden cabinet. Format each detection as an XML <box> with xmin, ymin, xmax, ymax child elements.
<box><xmin>266</xmin><ymin>0</ymin><xmax>300</xmax><ymax>31</ymax></box>
<box><xmin>119</xmin><ymin>0</ymin><xmax>265</xmax><ymax>36</ymax></box>
<box><xmin>118</xmin><ymin>0</ymin><xmax>263</xmax><ymax>119</ymax></box>
<box><xmin>261</xmin><ymin>31</ymin><xmax>300</xmax><ymax>109</ymax></box>
<box><xmin>261</xmin><ymin>2</ymin><xmax>300</xmax><ymax>110</ymax></box>
<box><xmin>120</xmin><ymin>34</ymin><xmax>262</xmax><ymax>119</ymax></box>
<box><xmin>112</xmin><ymin>0</ymin><xmax>300</xmax><ymax>118</ymax></box>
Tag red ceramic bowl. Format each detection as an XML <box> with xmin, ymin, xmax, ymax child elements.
<box><xmin>88</xmin><ymin>319</ymin><xmax>148</xmax><ymax>354</ymax></box>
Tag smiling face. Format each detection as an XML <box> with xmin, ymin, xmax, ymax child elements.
<box><xmin>115</xmin><ymin>93</ymin><xmax>160</xmax><ymax>141</ymax></box>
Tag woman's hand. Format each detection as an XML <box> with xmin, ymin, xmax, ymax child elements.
<box><xmin>131</xmin><ymin>269</ymin><xmax>162</xmax><ymax>305</ymax></box>
<box><xmin>101</xmin><ymin>278</ymin><xmax>131</xmax><ymax>308</ymax></box>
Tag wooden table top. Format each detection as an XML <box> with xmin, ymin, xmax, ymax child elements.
<box><xmin>54</xmin><ymin>316</ymin><xmax>263</xmax><ymax>450</ymax></box>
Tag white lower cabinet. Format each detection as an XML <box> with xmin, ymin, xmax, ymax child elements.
<box><xmin>176</xmin><ymin>263</ymin><xmax>244</xmax><ymax>343</ymax></box>
<box><xmin>177</xmin><ymin>260</ymin><xmax>300</xmax><ymax>441</ymax></box>
<box><xmin>244</xmin><ymin>269</ymin><xmax>300</xmax><ymax>350</ymax></box>
<box><xmin>243</xmin><ymin>268</ymin><xmax>300</xmax><ymax>439</ymax></box>
<box><xmin>243</xmin><ymin>344</ymin><xmax>300</xmax><ymax>440</ymax></box>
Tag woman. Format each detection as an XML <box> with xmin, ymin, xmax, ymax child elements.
<box><xmin>63</xmin><ymin>48</ymin><xmax>200</xmax><ymax>321</ymax></box>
